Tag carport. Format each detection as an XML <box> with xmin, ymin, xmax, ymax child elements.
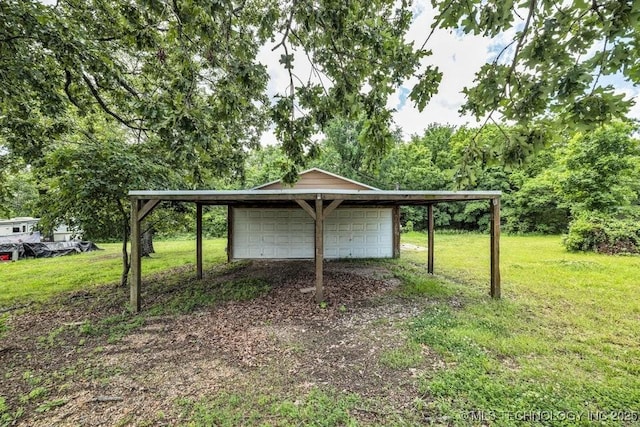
<box><xmin>128</xmin><ymin>189</ymin><xmax>501</xmax><ymax>312</ymax></box>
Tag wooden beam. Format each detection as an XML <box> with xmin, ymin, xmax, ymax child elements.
<box><xmin>227</xmin><ymin>206</ymin><xmax>233</xmax><ymax>263</ymax></box>
<box><xmin>138</xmin><ymin>199</ymin><xmax>161</xmax><ymax>222</ymax></box>
<box><xmin>130</xmin><ymin>199</ymin><xmax>142</xmax><ymax>312</ymax></box>
<box><xmin>427</xmin><ymin>204</ymin><xmax>434</xmax><ymax>274</ymax></box>
<box><xmin>196</xmin><ymin>203</ymin><xmax>203</xmax><ymax>280</ymax></box>
<box><xmin>129</xmin><ymin>190</ymin><xmax>501</xmax><ymax>204</ymax></box>
<box><xmin>314</xmin><ymin>198</ymin><xmax>324</xmax><ymax>303</ymax></box>
<box><xmin>295</xmin><ymin>199</ymin><xmax>316</xmax><ymax>220</ymax></box>
<box><xmin>490</xmin><ymin>197</ymin><xmax>501</xmax><ymax>299</ymax></box>
<box><xmin>392</xmin><ymin>206</ymin><xmax>400</xmax><ymax>258</ymax></box>
<box><xmin>322</xmin><ymin>199</ymin><xmax>343</xmax><ymax>220</ymax></box>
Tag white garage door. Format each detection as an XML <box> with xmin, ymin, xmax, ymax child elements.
<box><xmin>325</xmin><ymin>208</ymin><xmax>393</xmax><ymax>258</ymax></box>
<box><xmin>232</xmin><ymin>207</ymin><xmax>393</xmax><ymax>259</ymax></box>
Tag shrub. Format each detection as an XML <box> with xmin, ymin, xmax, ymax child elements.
<box><xmin>505</xmin><ymin>170</ymin><xmax>570</xmax><ymax>234</ymax></box>
<box><xmin>563</xmin><ymin>210</ymin><xmax>640</xmax><ymax>254</ymax></box>
<box><xmin>203</xmin><ymin>207</ymin><xmax>228</xmax><ymax>238</ymax></box>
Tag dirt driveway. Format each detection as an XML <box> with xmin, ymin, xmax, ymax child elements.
<box><xmin>1</xmin><ymin>260</ymin><xmax>443</xmax><ymax>426</ymax></box>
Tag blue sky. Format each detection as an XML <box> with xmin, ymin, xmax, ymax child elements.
<box><xmin>383</xmin><ymin>1</ymin><xmax>639</xmax><ymax>139</ymax></box>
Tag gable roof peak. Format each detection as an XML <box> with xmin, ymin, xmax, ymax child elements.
<box><xmin>253</xmin><ymin>167</ymin><xmax>379</xmax><ymax>191</ymax></box>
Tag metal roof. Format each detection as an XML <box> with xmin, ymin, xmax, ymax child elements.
<box><xmin>129</xmin><ymin>189</ymin><xmax>500</xmax><ymax>204</ymax></box>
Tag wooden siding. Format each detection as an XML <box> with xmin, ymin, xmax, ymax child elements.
<box><xmin>259</xmin><ymin>170</ymin><xmax>371</xmax><ymax>190</ymax></box>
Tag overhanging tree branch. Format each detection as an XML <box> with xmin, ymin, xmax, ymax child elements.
<box><xmin>506</xmin><ymin>0</ymin><xmax>537</xmax><ymax>87</ymax></box>
<box><xmin>81</xmin><ymin>73</ymin><xmax>149</xmax><ymax>131</ymax></box>
<box><xmin>64</xmin><ymin>69</ymin><xmax>82</xmax><ymax>110</ymax></box>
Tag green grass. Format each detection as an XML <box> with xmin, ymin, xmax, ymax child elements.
<box><xmin>179</xmin><ymin>388</ymin><xmax>361</xmax><ymax>427</ymax></box>
<box><xmin>0</xmin><ymin>239</ymin><xmax>226</xmax><ymax>307</ymax></box>
<box><xmin>379</xmin><ymin>341</ymin><xmax>424</xmax><ymax>369</ymax></box>
<box><xmin>145</xmin><ymin>276</ymin><xmax>272</xmax><ymax>316</ymax></box>
<box><xmin>3</xmin><ymin>234</ymin><xmax>640</xmax><ymax>425</ymax></box>
<box><xmin>399</xmin><ymin>231</ymin><xmax>640</xmax><ymax>426</ymax></box>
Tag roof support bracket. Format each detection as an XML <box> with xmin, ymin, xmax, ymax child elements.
<box><xmin>138</xmin><ymin>199</ymin><xmax>161</xmax><ymax>222</ymax></box>
<box><xmin>295</xmin><ymin>199</ymin><xmax>316</xmax><ymax>220</ymax></box>
<box><xmin>322</xmin><ymin>199</ymin><xmax>343</xmax><ymax>220</ymax></box>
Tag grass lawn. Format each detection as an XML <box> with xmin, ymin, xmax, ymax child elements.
<box><xmin>1</xmin><ymin>233</ymin><xmax>639</xmax><ymax>426</ymax></box>
<box><xmin>0</xmin><ymin>239</ymin><xmax>226</xmax><ymax>307</ymax></box>
<box><xmin>400</xmin><ymin>231</ymin><xmax>640</xmax><ymax>425</ymax></box>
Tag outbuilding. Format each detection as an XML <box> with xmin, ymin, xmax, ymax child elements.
<box><xmin>229</xmin><ymin>168</ymin><xmax>399</xmax><ymax>260</ymax></box>
<box><xmin>129</xmin><ymin>168</ymin><xmax>501</xmax><ymax>312</ymax></box>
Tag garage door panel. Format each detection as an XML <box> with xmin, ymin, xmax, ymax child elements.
<box><xmin>233</xmin><ymin>207</ymin><xmax>393</xmax><ymax>260</ymax></box>
<box><xmin>325</xmin><ymin>208</ymin><xmax>393</xmax><ymax>258</ymax></box>
<box><xmin>233</xmin><ymin>208</ymin><xmax>314</xmax><ymax>259</ymax></box>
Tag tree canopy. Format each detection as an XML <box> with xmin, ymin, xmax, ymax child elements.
<box><xmin>3</xmin><ymin>0</ymin><xmax>638</xmax><ymax>177</ymax></box>
<box><xmin>434</xmin><ymin>0</ymin><xmax>639</xmax><ymax>127</ymax></box>
<box><xmin>2</xmin><ymin>0</ymin><xmax>640</xmax><ymax>260</ymax></box>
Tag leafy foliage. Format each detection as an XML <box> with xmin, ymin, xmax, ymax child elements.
<box><xmin>34</xmin><ymin>120</ymin><xmax>166</xmax><ymax>241</ymax></box>
<box><xmin>0</xmin><ymin>0</ymin><xmax>430</xmax><ymax>182</ymax></box>
<box><xmin>559</xmin><ymin>122</ymin><xmax>640</xmax><ymax>213</ymax></box>
<box><xmin>505</xmin><ymin>169</ymin><xmax>570</xmax><ymax>234</ymax></box>
<box><xmin>0</xmin><ymin>169</ymin><xmax>39</xmax><ymax>218</ymax></box>
<box><xmin>563</xmin><ymin>210</ymin><xmax>640</xmax><ymax>254</ymax></box>
<box><xmin>434</xmin><ymin>0</ymin><xmax>639</xmax><ymax>125</ymax></box>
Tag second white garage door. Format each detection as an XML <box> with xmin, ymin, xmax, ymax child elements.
<box><xmin>232</xmin><ymin>207</ymin><xmax>393</xmax><ymax>259</ymax></box>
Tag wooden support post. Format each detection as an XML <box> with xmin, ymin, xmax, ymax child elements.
<box><xmin>227</xmin><ymin>206</ymin><xmax>233</xmax><ymax>263</ymax></box>
<box><xmin>427</xmin><ymin>204</ymin><xmax>434</xmax><ymax>274</ymax></box>
<box><xmin>314</xmin><ymin>197</ymin><xmax>324</xmax><ymax>303</ymax></box>
<box><xmin>490</xmin><ymin>197</ymin><xmax>501</xmax><ymax>298</ymax></box>
<box><xmin>392</xmin><ymin>206</ymin><xmax>400</xmax><ymax>258</ymax></box>
<box><xmin>196</xmin><ymin>203</ymin><xmax>203</xmax><ymax>280</ymax></box>
<box><xmin>138</xmin><ymin>199</ymin><xmax>161</xmax><ymax>222</ymax></box>
<box><xmin>130</xmin><ymin>198</ymin><xmax>142</xmax><ymax>312</ymax></box>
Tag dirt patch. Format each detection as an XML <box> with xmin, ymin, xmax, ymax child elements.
<box><xmin>401</xmin><ymin>243</ymin><xmax>428</xmax><ymax>252</ymax></box>
<box><xmin>0</xmin><ymin>260</ymin><xmax>439</xmax><ymax>426</ymax></box>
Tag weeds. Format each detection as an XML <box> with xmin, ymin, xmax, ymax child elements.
<box><xmin>35</xmin><ymin>398</ymin><xmax>67</xmax><ymax>413</ymax></box>
<box><xmin>379</xmin><ymin>341</ymin><xmax>423</xmax><ymax>369</ymax></box>
<box><xmin>0</xmin><ymin>315</ymin><xmax>7</xmax><ymax>339</ymax></box>
<box><xmin>147</xmin><ymin>276</ymin><xmax>271</xmax><ymax>316</ymax></box>
<box><xmin>179</xmin><ymin>388</ymin><xmax>360</xmax><ymax>427</ymax></box>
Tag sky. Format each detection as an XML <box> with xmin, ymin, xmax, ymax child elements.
<box><xmin>258</xmin><ymin>1</ymin><xmax>640</xmax><ymax>144</ymax></box>
<box><xmin>38</xmin><ymin>0</ymin><xmax>640</xmax><ymax>143</ymax></box>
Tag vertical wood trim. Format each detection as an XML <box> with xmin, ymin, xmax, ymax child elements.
<box><xmin>227</xmin><ymin>206</ymin><xmax>233</xmax><ymax>263</ymax></box>
<box><xmin>490</xmin><ymin>197</ymin><xmax>501</xmax><ymax>299</ymax></box>
<box><xmin>315</xmin><ymin>198</ymin><xmax>324</xmax><ymax>303</ymax></box>
<box><xmin>427</xmin><ymin>204</ymin><xmax>434</xmax><ymax>274</ymax></box>
<box><xmin>392</xmin><ymin>206</ymin><xmax>401</xmax><ymax>258</ymax></box>
<box><xmin>196</xmin><ymin>203</ymin><xmax>203</xmax><ymax>280</ymax></box>
<box><xmin>130</xmin><ymin>198</ymin><xmax>141</xmax><ymax>312</ymax></box>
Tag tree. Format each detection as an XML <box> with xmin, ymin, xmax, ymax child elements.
<box><xmin>243</xmin><ymin>145</ymin><xmax>291</xmax><ymax>188</ymax></box>
<box><xmin>0</xmin><ymin>167</ymin><xmax>38</xmax><ymax>218</ymax></box>
<box><xmin>3</xmin><ymin>1</ymin><xmax>639</xmax><ymax>181</ymax></box>
<box><xmin>505</xmin><ymin>169</ymin><xmax>570</xmax><ymax>234</ymax></box>
<box><xmin>431</xmin><ymin>0</ymin><xmax>638</xmax><ymax>126</ymax></box>
<box><xmin>35</xmin><ymin>119</ymin><xmax>169</xmax><ymax>286</ymax></box>
<box><xmin>310</xmin><ymin>117</ymin><xmax>403</xmax><ymax>185</ymax></box>
<box><xmin>0</xmin><ymin>0</ymin><xmax>430</xmax><ymax>180</ymax></box>
<box><xmin>559</xmin><ymin>122</ymin><xmax>640</xmax><ymax>213</ymax></box>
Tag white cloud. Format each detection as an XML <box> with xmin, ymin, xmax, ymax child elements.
<box><xmin>258</xmin><ymin>3</ymin><xmax>640</xmax><ymax>144</ymax></box>
<box><xmin>388</xmin><ymin>4</ymin><xmax>521</xmax><ymax>138</ymax></box>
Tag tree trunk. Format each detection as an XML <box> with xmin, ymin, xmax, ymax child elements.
<box><xmin>141</xmin><ymin>228</ymin><xmax>155</xmax><ymax>257</ymax></box>
<box><xmin>120</xmin><ymin>221</ymin><xmax>130</xmax><ymax>288</ymax></box>
<box><xmin>117</xmin><ymin>199</ymin><xmax>130</xmax><ymax>288</ymax></box>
